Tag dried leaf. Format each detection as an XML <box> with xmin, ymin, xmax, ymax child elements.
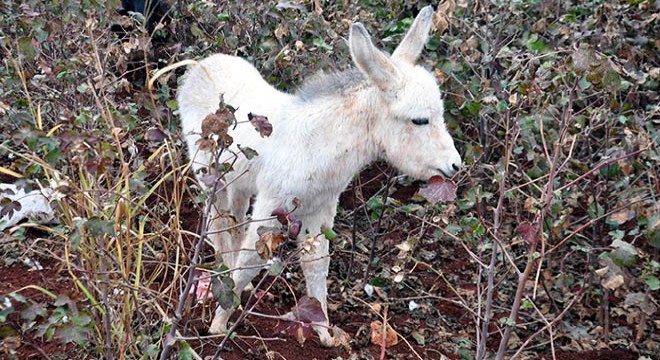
<box><xmin>609</xmin><ymin>209</ymin><xmax>635</xmax><ymax>225</ymax></box>
<box><xmin>523</xmin><ymin>197</ymin><xmax>536</xmax><ymax>213</ymax></box>
<box><xmin>144</xmin><ymin>127</ymin><xmax>166</xmax><ymax>142</ymax></box>
<box><xmin>295</xmin><ymin>326</ymin><xmax>307</xmax><ymax>345</ymax></box>
<box><xmin>572</xmin><ymin>44</ymin><xmax>597</xmax><ymax>73</ymax></box>
<box><xmin>248</xmin><ymin>112</ymin><xmax>273</xmax><ymax>137</ymax></box>
<box><xmin>274</xmin><ymin>23</ymin><xmax>288</xmax><ymax>40</ymax></box>
<box><xmin>370</xmin><ymin>320</ymin><xmax>398</xmax><ymax>348</ymax></box>
<box><xmin>433</xmin><ymin>0</ymin><xmax>456</xmax><ymax>34</ymax></box>
<box><xmin>517</xmin><ymin>222</ymin><xmax>540</xmax><ymax>245</ymax></box>
<box><xmin>293</xmin><ymin>296</ymin><xmax>327</xmax><ymax>323</ymax></box>
<box><xmin>333</xmin><ymin>325</ymin><xmax>351</xmax><ymax>349</ymax></box>
<box><xmin>255</xmin><ymin>230</ymin><xmax>284</xmax><ymax>259</ymax></box>
<box><xmin>418</xmin><ymin>176</ymin><xmax>457</xmax><ymax>203</ymax></box>
<box><xmin>0</xmin><ymin>198</ymin><xmax>22</xmax><ymax>219</ymax></box>
<box><xmin>602</xmin><ymin>274</ymin><xmax>625</xmax><ymax>290</ymax></box>
<box><xmin>190</xmin><ymin>276</ymin><xmax>213</xmax><ymax>303</ymax></box>
<box><xmin>288</xmin><ymin>219</ymin><xmax>302</xmax><ymax>239</ymax></box>
<box><xmin>271</xmin><ymin>207</ymin><xmax>288</xmax><ymax>225</ymax></box>
<box><xmin>411</xmin><ymin>329</ymin><xmax>425</xmax><ymax>345</ymax></box>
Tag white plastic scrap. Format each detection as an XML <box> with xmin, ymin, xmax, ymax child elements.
<box><xmin>1</xmin><ymin>183</ymin><xmax>56</xmax><ymax>231</ymax></box>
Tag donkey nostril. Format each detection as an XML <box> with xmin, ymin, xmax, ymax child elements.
<box><xmin>452</xmin><ymin>163</ymin><xmax>461</xmax><ymax>171</ymax></box>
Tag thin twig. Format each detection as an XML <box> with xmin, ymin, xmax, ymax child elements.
<box><xmin>364</xmin><ymin>169</ymin><xmax>395</xmax><ymax>282</ymax></box>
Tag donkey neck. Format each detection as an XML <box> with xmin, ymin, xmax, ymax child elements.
<box><xmin>282</xmin><ymin>85</ymin><xmax>382</xmax><ymax>195</ymax></box>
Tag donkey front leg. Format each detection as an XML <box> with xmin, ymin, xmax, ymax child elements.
<box><xmin>298</xmin><ymin>210</ymin><xmax>336</xmax><ymax>347</ymax></box>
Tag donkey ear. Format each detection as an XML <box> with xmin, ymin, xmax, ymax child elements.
<box><xmin>349</xmin><ymin>23</ymin><xmax>399</xmax><ymax>92</ymax></box>
<box><xmin>391</xmin><ymin>6</ymin><xmax>434</xmax><ymax>63</ymax></box>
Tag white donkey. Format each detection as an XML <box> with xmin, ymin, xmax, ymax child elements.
<box><xmin>177</xmin><ymin>6</ymin><xmax>462</xmax><ymax>346</ymax></box>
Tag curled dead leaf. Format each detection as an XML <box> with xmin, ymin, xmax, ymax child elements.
<box><xmin>370</xmin><ymin>320</ymin><xmax>398</xmax><ymax>348</ymax></box>
<box><xmin>602</xmin><ymin>274</ymin><xmax>625</xmax><ymax>290</ymax></box>
<box><xmin>255</xmin><ymin>231</ymin><xmax>283</xmax><ymax>259</ymax></box>
<box><xmin>609</xmin><ymin>208</ymin><xmax>635</xmax><ymax>225</ymax></box>
<box><xmin>201</xmin><ymin>109</ymin><xmax>231</xmax><ymax>139</ymax></box>
<box><xmin>248</xmin><ymin>112</ymin><xmax>273</xmax><ymax>137</ymax></box>
<box><xmin>433</xmin><ymin>0</ymin><xmax>456</xmax><ymax>34</ymax></box>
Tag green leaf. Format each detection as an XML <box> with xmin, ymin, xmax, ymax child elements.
<box><xmin>55</xmin><ymin>323</ymin><xmax>90</xmax><ymax>345</ymax></box>
<box><xmin>610</xmin><ymin>239</ymin><xmax>638</xmax><ymax>267</ymax></box>
<box><xmin>645</xmin><ymin>275</ymin><xmax>660</xmax><ymax>291</ymax></box>
<box><xmin>216</xmin><ymin>12</ymin><xmax>230</xmax><ymax>21</ymax></box>
<box><xmin>21</xmin><ymin>303</ymin><xmax>48</xmax><ymax>322</ymax></box>
<box><xmin>190</xmin><ymin>24</ymin><xmax>204</xmax><ymax>38</ymax></box>
<box><xmin>321</xmin><ymin>226</ymin><xmax>337</xmax><ymax>241</ymax></box>
<box><xmin>578</xmin><ymin>75</ymin><xmax>592</xmax><ymax>90</ymax></box>
<box><xmin>496</xmin><ymin>100</ymin><xmax>508</xmax><ymax>113</ymax></box>
<box><xmin>86</xmin><ymin>217</ymin><xmax>115</xmax><ymax>238</ymax></box>
<box><xmin>211</xmin><ymin>274</ymin><xmax>237</xmax><ymax>310</ymax></box>
<box><xmin>178</xmin><ymin>341</ymin><xmax>193</xmax><ymax>360</ymax></box>
<box><xmin>268</xmin><ymin>258</ymin><xmax>284</xmax><ymax>276</ymax></box>
<box><xmin>0</xmin><ymin>306</ymin><xmax>14</xmax><ymax>323</ymax></box>
<box><xmin>599</xmin><ymin>162</ymin><xmax>619</xmax><ymax>179</ymax></box>
<box><xmin>312</xmin><ymin>38</ymin><xmax>332</xmax><ymax>51</ymax></box>
<box><xmin>237</xmin><ymin>145</ymin><xmax>258</xmax><ymax>160</ymax></box>
<box><xmin>76</xmin><ymin>83</ymin><xmax>89</xmax><ymax>94</ymax></box>
<box><xmin>8</xmin><ymin>293</ymin><xmax>27</xmax><ymax>303</ymax></box>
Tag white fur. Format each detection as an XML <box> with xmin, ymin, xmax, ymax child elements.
<box><xmin>177</xmin><ymin>6</ymin><xmax>462</xmax><ymax>347</ymax></box>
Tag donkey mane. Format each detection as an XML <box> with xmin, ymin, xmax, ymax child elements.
<box><xmin>296</xmin><ymin>68</ymin><xmax>366</xmax><ymax>102</ymax></box>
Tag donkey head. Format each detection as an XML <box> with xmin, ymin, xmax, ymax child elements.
<box><xmin>350</xmin><ymin>6</ymin><xmax>462</xmax><ymax>180</ymax></box>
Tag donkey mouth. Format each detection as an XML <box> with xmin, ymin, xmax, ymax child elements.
<box><xmin>436</xmin><ymin>168</ymin><xmax>453</xmax><ymax>178</ymax></box>
<box><xmin>435</xmin><ymin>162</ymin><xmax>461</xmax><ymax>179</ymax></box>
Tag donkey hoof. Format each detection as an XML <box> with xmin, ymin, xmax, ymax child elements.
<box><xmin>208</xmin><ymin>317</ymin><xmax>228</xmax><ymax>334</ymax></box>
<box><xmin>316</xmin><ymin>326</ymin><xmax>338</xmax><ymax>347</ymax></box>
<box><xmin>319</xmin><ymin>333</ymin><xmax>335</xmax><ymax>348</ymax></box>
<box><xmin>208</xmin><ymin>322</ymin><xmax>225</xmax><ymax>335</ymax></box>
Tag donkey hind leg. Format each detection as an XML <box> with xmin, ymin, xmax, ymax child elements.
<box><xmin>205</xmin><ymin>185</ymin><xmax>245</xmax><ymax>268</ymax></box>
<box><xmin>207</xmin><ymin>187</ymin><xmax>251</xmax><ymax>334</ymax></box>
<box><xmin>298</xmin><ymin>211</ymin><xmax>335</xmax><ymax>347</ymax></box>
<box><xmin>209</xmin><ymin>195</ymin><xmax>271</xmax><ymax>335</ymax></box>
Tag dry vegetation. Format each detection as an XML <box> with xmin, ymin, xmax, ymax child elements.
<box><xmin>0</xmin><ymin>0</ymin><xmax>658</xmax><ymax>359</ymax></box>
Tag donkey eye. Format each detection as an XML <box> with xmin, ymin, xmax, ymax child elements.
<box><xmin>411</xmin><ymin>118</ymin><xmax>429</xmax><ymax>126</ymax></box>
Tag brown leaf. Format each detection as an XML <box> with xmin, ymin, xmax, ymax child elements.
<box><xmin>418</xmin><ymin>176</ymin><xmax>457</xmax><ymax>203</ymax></box>
<box><xmin>201</xmin><ymin>108</ymin><xmax>231</xmax><ymax>139</ymax></box>
<box><xmin>602</xmin><ymin>273</ymin><xmax>625</xmax><ymax>290</ymax></box>
<box><xmin>274</xmin><ymin>23</ymin><xmax>288</xmax><ymax>40</ymax></box>
<box><xmin>248</xmin><ymin>112</ymin><xmax>273</xmax><ymax>138</ymax></box>
<box><xmin>609</xmin><ymin>209</ymin><xmax>635</xmax><ymax>225</ymax></box>
<box><xmin>523</xmin><ymin>198</ymin><xmax>536</xmax><ymax>213</ymax></box>
<box><xmin>370</xmin><ymin>320</ymin><xmax>398</xmax><ymax>348</ymax></box>
<box><xmin>195</xmin><ymin>138</ymin><xmax>215</xmax><ymax>152</ymax></box>
<box><xmin>517</xmin><ymin>222</ymin><xmax>540</xmax><ymax>245</ymax></box>
<box><xmin>572</xmin><ymin>44</ymin><xmax>597</xmax><ymax>73</ymax></box>
<box><xmin>433</xmin><ymin>0</ymin><xmax>456</xmax><ymax>34</ymax></box>
<box><xmin>144</xmin><ymin>127</ymin><xmax>166</xmax><ymax>142</ymax></box>
<box><xmin>295</xmin><ymin>326</ymin><xmax>306</xmax><ymax>345</ymax></box>
<box><xmin>255</xmin><ymin>231</ymin><xmax>284</xmax><ymax>259</ymax></box>
<box><xmin>333</xmin><ymin>326</ymin><xmax>351</xmax><ymax>349</ymax></box>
